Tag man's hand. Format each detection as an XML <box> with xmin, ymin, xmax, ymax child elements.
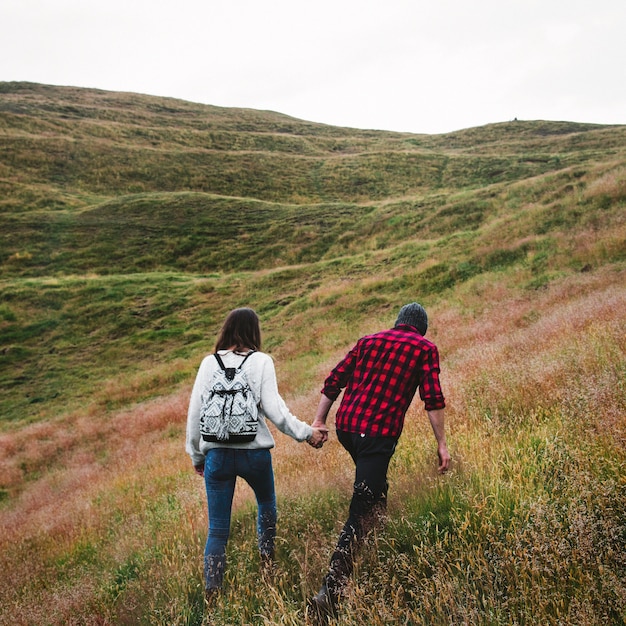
<box><xmin>426</xmin><ymin>409</ymin><xmax>450</xmax><ymax>473</ymax></box>
<box><xmin>309</xmin><ymin>401</ymin><xmax>331</xmax><ymax>449</ymax></box>
<box><xmin>437</xmin><ymin>443</ymin><xmax>451</xmax><ymax>473</ymax></box>
<box><xmin>194</xmin><ymin>463</ymin><xmax>204</xmax><ymax>477</ymax></box>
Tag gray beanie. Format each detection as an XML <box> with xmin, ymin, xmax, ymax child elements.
<box><xmin>395</xmin><ymin>302</ymin><xmax>428</xmax><ymax>335</ymax></box>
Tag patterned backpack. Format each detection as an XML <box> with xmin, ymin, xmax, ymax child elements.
<box><xmin>199</xmin><ymin>351</ymin><xmax>258</xmax><ymax>443</ymax></box>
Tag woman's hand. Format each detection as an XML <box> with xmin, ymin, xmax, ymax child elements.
<box><xmin>307</xmin><ymin>426</ymin><xmax>328</xmax><ymax>448</ymax></box>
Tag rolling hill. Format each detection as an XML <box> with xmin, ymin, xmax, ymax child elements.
<box><xmin>0</xmin><ymin>82</ymin><xmax>624</xmax><ymax>625</ymax></box>
<box><xmin>1</xmin><ymin>81</ymin><xmax>624</xmax><ymax>427</ymax></box>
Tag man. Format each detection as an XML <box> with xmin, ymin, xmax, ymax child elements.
<box><xmin>307</xmin><ymin>302</ymin><xmax>451</xmax><ymax>621</ymax></box>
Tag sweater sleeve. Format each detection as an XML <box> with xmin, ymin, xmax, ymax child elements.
<box><xmin>185</xmin><ymin>356</ymin><xmax>211</xmax><ymax>466</ymax></box>
<box><xmin>258</xmin><ymin>354</ymin><xmax>313</xmax><ymax>442</ymax></box>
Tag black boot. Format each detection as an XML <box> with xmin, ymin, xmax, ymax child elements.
<box><xmin>307</xmin><ymin>581</ymin><xmax>338</xmax><ymax>624</ymax></box>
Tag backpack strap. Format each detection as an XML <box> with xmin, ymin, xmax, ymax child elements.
<box><xmin>214</xmin><ymin>351</ymin><xmax>255</xmax><ymax>381</ymax></box>
<box><xmin>214</xmin><ymin>350</ymin><xmax>255</xmax><ymax>369</ymax></box>
<box><xmin>214</xmin><ymin>353</ymin><xmax>227</xmax><ymax>370</ymax></box>
<box><xmin>238</xmin><ymin>350</ymin><xmax>255</xmax><ymax>368</ymax></box>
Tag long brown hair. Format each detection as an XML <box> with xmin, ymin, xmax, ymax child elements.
<box><xmin>214</xmin><ymin>308</ymin><xmax>262</xmax><ymax>352</ymax></box>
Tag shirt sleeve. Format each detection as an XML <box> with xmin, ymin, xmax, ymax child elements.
<box><xmin>321</xmin><ymin>342</ymin><xmax>359</xmax><ymax>400</ymax></box>
<box><xmin>258</xmin><ymin>355</ymin><xmax>313</xmax><ymax>442</ymax></box>
<box><xmin>418</xmin><ymin>344</ymin><xmax>446</xmax><ymax>411</ymax></box>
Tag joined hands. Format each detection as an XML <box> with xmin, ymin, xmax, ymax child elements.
<box><xmin>307</xmin><ymin>424</ymin><xmax>329</xmax><ymax>449</ymax></box>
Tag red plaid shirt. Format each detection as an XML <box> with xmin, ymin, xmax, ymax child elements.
<box><xmin>321</xmin><ymin>325</ymin><xmax>445</xmax><ymax>437</ymax></box>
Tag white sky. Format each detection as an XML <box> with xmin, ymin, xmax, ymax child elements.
<box><xmin>1</xmin><ymin>0</ymin><xmax>624</xmax><ymax>134</ymax></box>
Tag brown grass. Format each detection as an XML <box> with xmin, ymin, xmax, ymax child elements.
<box><xmin>1</xmin><ymin>267</ymin><xmax>625</xmax><ymax>625</ymax></box>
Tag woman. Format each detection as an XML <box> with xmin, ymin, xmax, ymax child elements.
<box><xmin>186</xmin><ymin>307</ymin><xmax>327</xmax><ymax>601</ymax></box>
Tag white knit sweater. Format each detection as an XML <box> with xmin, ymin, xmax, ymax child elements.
<box><xmin>185</xmin><ymin>349</ymin><xmax>313</xmax><ymax>467</ymax></box>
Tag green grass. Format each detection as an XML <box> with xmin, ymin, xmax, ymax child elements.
<box><xmin>0</xmin><ymin>82</ymin><xmax>625</xmax><ymax>625</ymax></box>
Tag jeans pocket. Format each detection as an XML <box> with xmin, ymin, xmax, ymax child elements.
<box><xmin>245</xmin><ymin>449</ymin><xmax>271</xmax><ymax>474</ymax></box>
<box><xmin>205</xmin><ymin>448</ymin><xmax>233</xmax><ymax>480</ymax></box>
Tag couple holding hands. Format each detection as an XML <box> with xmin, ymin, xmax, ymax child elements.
<box><xmin>186</xmin><ymin>304</ymin><xmax>450</xmax><ymax>621</ymax></box>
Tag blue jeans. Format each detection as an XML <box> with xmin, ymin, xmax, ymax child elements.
<box><xmin>203</xmin><ymin>448</ymin><xmax>276</xmax><ymax>590</ymax></box>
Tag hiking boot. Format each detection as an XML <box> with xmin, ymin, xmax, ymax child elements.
<box><xmin>306</xmin><ymin>582</ymin><xmax>338</xmax><ymax>624</ymax></box>
<box><xmin>204</xmin><ymin>586</ymin><xmax>219</xmax><ymax>608</ymax></box>
<box><xmin>260</xmin><ymin>551</ymin><xmax>276</xmax><ymax>582</ymax></box>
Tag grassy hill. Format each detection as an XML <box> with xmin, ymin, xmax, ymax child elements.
<box><xmin>0</xmin><ymin>82</ymin><xmax>625</xmax><ymax>625</ymax></box>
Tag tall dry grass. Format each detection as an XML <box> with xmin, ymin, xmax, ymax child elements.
<box><xmin>1</xmin><ymin>268</ymin><xmax>625</xmax><ymax>625</ymax></box>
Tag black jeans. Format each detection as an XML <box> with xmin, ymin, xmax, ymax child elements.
<box><xmin>325</xmin><ymin>430</ymin><xmax>398</xmax><ymax>597</ymax></box>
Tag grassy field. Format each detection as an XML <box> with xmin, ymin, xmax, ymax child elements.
<box><xmin>0</xmin><ymin>82</ymin><xmax>625</xmax><ymax>625</ymax></box>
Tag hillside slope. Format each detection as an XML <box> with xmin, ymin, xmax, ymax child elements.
<box><xmin>2</xmin><ymin>81</ymin><xmax>624</xmax><ymax>277</ymax></box>
<box><xmin>0</xmin><ymin>82</ymin><xmax>625</xmax><ymax>626</ymax></box>
<box><xmin>1</xmin><ymin>82</ymin><xmax>625</xmax><ymax>427</ymax></box>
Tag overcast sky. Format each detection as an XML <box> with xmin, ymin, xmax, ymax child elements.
<box><xmin>1</xmin><ymin>0</ymin><xmax>624</xmax><ymax>134</ymax></box>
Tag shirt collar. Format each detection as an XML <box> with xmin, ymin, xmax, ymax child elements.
<box><xmin>395</xmin><ymin>323</ymin><xmax>423</xmax><ymax>335</ymax></box>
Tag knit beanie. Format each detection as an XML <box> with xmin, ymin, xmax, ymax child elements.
<box><xmin>395</xmin><ymin>302</ymin><xmax>428</xmax><ymax>335</ymax></box>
